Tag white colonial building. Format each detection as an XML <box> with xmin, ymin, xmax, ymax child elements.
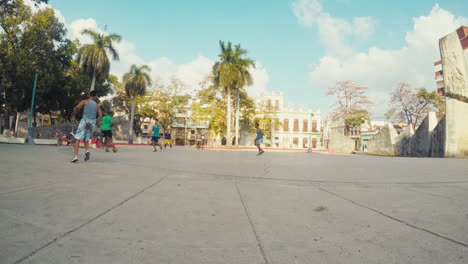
<box><xmin>257</xmin><ymin>92</ymin><xmax>322</xmax><ymax>149</ymax></box>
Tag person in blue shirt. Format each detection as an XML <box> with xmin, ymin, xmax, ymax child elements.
<box><xmin>164</xmin><ymin>130</ymin><xmax>172</xmax><ymax>149</ymax></box>
<box><xmin>255</xmin><ymin>123</ymin><xmax>264</xmax><ymax>156</ymax></box>
<box><xmin>150</xmin><ymin>119</ymin><xmax>162</xmax><ymax>152</ymax></box>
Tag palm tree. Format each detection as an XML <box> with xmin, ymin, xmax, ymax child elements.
<box><xmin>77</xmin><ymin>28</ymin><xmax>122</xmax><ymax>91</ymax></box>
<box><xmin>123</xmin><ymin>64</ymin><xmax>152</xmax><ymax>144</ymax></box>
<box><xmin>212</xmin><ymin>41</ymin><xmax>255</xmax><ymax>146</ymax></box>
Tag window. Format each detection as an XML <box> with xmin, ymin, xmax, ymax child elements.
<box><xmin>267</xmin><ymin>99</ymin><xmax>272</xmax><ymax>108</ymax></box>
<box><xmin>283</xmin><ymin>119</ymin><xmax>289</xmax><ymax>132</ymax></box>
<box><xmin>303</xmin><ymin>120</ymin><xmax>308</xmax><ymax>132</ymax></box>
<box><xmin>312</xmin><ymin>120</ymin><xmax>318</xmax><ymax>132</ymax></box>
<box><xmin>293</xmin><ymin>119</ymin><xmax>299</xmax><ymax>132</ymax></box>
<box><xmin>293</xmin><ymin>137</ymin><xmax>299</xmax><ymax>147</ymax></box>
<box><xmin>275</xmin><ymin>100</ymin><xmax>280</xmax><ymax>110</ymax></box>
<box><xmin>302</xmin><ymin>138</ymin><xmax>308</xmax><ymax>148</ymax></box>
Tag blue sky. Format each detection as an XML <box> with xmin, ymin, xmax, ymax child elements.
<box><xmin>50</xmin><ymin>0</ymin><xmax>468</xmax><ymax>118</ymax></box>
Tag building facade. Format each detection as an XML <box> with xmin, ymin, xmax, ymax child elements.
<box><xmin>258</xmin><ymin>92</ymin><xmax>322</xmax><ymax>149</ymax></box>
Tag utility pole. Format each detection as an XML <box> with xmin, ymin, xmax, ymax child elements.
<box><xmin>27</xmin><ymin>71</ymin><xmax>38</xmax><ymax>144</ymax></box>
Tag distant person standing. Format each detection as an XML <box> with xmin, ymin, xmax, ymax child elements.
<box><xmin>196</xmin><ymin>132</ymin><xmax>203</xmax><ymax>150</ymax></box>
<box><xmin>101</xmin><ymin>112</ymin><xmax>117</xmax><ymax>152</ymax></box>
<box><xmin>255</xmin><ymin>123</ymin><xmax>264</xmax><ymax>156</ymax></box>
<box><xmin>150</xmin><ymin>119</ymin><xmax>162</xmax><ymax>152</ymax></box>
<box><xmin>71</xmin><ymin>91</ymin><xmax>102</xmax><ymax>162</ymax></box>
<box><xmin>164</xmin><ymin>129</ymin><xmax>172</xmax><ymax>149</ymax></box>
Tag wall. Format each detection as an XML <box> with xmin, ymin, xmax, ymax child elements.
<box><xmin>367</xmin><ymin>124</ymin><xmax>399</xmax><ymax>156</ymax></box>
<box><xmin>409</xmin><ymin>112</ymin><xmax>437</xmax><ymax>157</ymax></box>
<box><xmin>329</xmin><ymin>131</ymin><xmax>355</xmax><ymax>154</ymax></box>
<box><xmin>440</xmin><ymin>31</ymin><xmax>468</xmax><ymax>157</ymax></box>
<box><xmin>395</xmin><ymin>126</ymin><xmax>414</xmax><ymax>156</ymax></box>
<box><xmin>430</xmin><ymin>116</ymin><xmax>446</xmax><ymax>157</ymax></box>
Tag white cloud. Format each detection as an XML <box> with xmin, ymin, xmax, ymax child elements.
<box><xmin>292</xmin><ymin>0</ymin><xmax>323</xmax><ymax>27</ymax></box>
<box><xmin>292</xmin><ymin>0</ymin><xmax>375</xmax><ymax>57</ymax></box>
<box><xmin>309</xmin><ymin>4</ymin><xmax>468</xmax><ymax>117</ymax></box>
<box><xmin>246</xmin><ymin>63</ymin><xmax>269</xmax><ymax>98</ymax></box>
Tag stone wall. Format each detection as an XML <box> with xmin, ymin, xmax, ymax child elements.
<box><xmin>329</xmin><ymin>131</ymin><xmax>355</xmax><ymax>154</ymax></box>
<box><xmin>430</xmin><ymin>116</ymin><xmax>446</xmax><ymax>158</ymax></box>
<box><xmin>395</xmin><ymin>126</ymin><xmax>414</xmax><ymax>156</ymax></box>
<box><xmin>409</xmin><ymin>112</ymin><xmax>437</xmax><ymax>157</ymax></box>
<box><xmin>440</xmin><ymin>30</ymin><xmax>468</xmax><ymax>157</ymax></box>
<box><xmin>367</xmin><ymin>124</ymin><xmax>399</xmax><ymax>156</ymax></box>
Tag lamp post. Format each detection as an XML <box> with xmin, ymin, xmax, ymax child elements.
<box><xmin>27</xmin><ymin>71</ymin><xmax>38</xmax><ymax>144</ymax></box>
<box><xmin>307</xmin><ymin>113</ymin><xmax>314</xmax><ymax>153</ymax></box>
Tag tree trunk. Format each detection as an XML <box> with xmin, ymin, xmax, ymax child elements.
<box><xmin>234</xmin><ymin>88</ymin><xmax>240</xmax><ymax>146</ymax></box>
<box><xmin>14</xmin><ymin>112</ymin><xmax>21</xmax><ymax>137</ymax></box>
<box><xmin>129</xmin><ymin>99</ymin><xmax>136</xmax><ymax>144</ymax></box>
<box><xmin>226</xmin><ymin>88</ymin><xmax>232</xmax><ymax>146</ymax></box>
<box><xmin>90</xmin><ymin>71</ymin><xmax>96</xmax><ymax>92</ymax></box>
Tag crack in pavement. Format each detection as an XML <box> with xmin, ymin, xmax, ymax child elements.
<box><xmin>149</xmin><ymin>164</ymin><xmax>468</xmax><ymax>185</ymax></box>
<box><xmin>12</xmin><ymin>173</ymin><xmax>172</xmax><ymax>264</ymax></box>
<box><xmin>316</xmin><ymin>186</ymin><xmax>468</xmax><ymax>248</ymax></box>
<box><xmin>235</xmin><ymin>181</ymin><xmax>270</xmax><ymax>264</ymax></box>
<box><xmin>0</xmin><ymin>183</ymin><xmax>59</xmax><ymax>196</ymax></box>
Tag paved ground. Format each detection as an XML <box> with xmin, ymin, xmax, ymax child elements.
<box><xmin>0</xmin><ymin>144</ymin><xmax>467</xmax><ymax>264</ymax></box>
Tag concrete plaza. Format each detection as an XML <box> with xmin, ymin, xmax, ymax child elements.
<box><xmin>0</xmin><ymin>144</ymin><xmax>467</xmax><ymax>264</ymax></box>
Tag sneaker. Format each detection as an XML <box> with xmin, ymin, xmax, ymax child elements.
<box><xmin>84</xmin><ymin>151</ymin><xmax>90</xmax><ymax>161</ymax></box>
<box><xmin>153</xmin><ymin>149</ymin><xmax>157</xmax><ymax>152</ymax></box>
<box><xmin>71</xmin><ymin>156</ymin><xmax>79</xmax><ymax>163</ymax></box>
<box><xmin>105</xmin><ymin>148</ymin><xmax>110</xmax><ymax>152</ymax></box>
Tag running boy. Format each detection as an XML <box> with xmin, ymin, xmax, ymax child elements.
<box><xmin>150</xmin><ymin>119</ymin><xmax>162</xmax><ymax>152</ymax></box>
<box><xmin>71</xmin><ymin>91</ymin><xmax>102</xmax><ymax>162</ymax></box>
<box><xmin>255</xmin><ymin>123</ymin><xmax>264</xmax><ymax>155</ymax></box>
<box><xmin>101</xmin><ymin>112</ymin><xmax>117</xmax><ymax>152</ymax></box>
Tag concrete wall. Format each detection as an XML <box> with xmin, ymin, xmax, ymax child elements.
<box><xmin>329</xmin><ymin>131</ymin><xmax>355</xmax><ymax>154</ymax></box>
<box><xmin>409</xmin><ymin>112</ymin><xmax>437</xmax><ymax>157</ymax></box>
<box><xmin>430</xmin><ymin>116</ymin><xmax>446</xmax><ymax>158</ymax></box>
<box><xmin>440</xmin><ymin>31</ymin><xmax>468</xmax><ymax>157</ymax></box>
<box><xmin>395</xmin><ymin>126</ymin><xmax>414</xmax><ymax>156</ymax></box>
<box><xmin>367</xmin><ymin>124</ymin><xmax>399</xmax><ymax>156</ymax></box>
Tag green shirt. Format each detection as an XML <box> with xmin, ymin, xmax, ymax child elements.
<box><xmin>153</xmin><ymin>124</ymin><xmax>161</xmax><ymax>137</ymax></box>
<box><xmin>101</xmin><ymin>115</ymin><xmax>113</xmax><ymax>131</ymax></box>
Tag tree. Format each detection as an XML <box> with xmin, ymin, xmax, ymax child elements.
<box><xmin>192</xmin><ymin>78</ymin><xmax>256</xmax><ymax>145</ymax></box>
<box><xmin>0</xmin><ymin>0</ymin><xmax>86</xmax><ymax>129</ymax></box>
<box><xmin>327</xmin><ymin>81</ymin><xmax>372</xmax><ymax>136</ymax></box>
<box><xmin>255</xmin><ymin>101</ymin><xmax>280</xmax><ymax>146</ymax></box>
<box><xmin>385</xmin><ymin>82</ymin><xmax>444</xmax><ymax>128</ymax></box>
<box><xmin>212</xmin><ymin>41</ymin><xmax>255</xmax><ymax>146</ymax></box>
<box><xmin>123</xmin><ymin>64</ymin><xmax>152</xmax><ymax>143</ymax></box>
<box><xmin>77</xmin><ymin>28</ymin><xmax>121</xmax><ymax>91</ymax></box>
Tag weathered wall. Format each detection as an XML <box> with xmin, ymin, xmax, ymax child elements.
<box><xmin>329</xmin><ymin>131</ymin><xmax>355</xmax><ymax>154</ymax></box>
<box><xmin>395</xmin><ymin>126</ymin><xmax>414</xmax><ymax>156</ymax></box>
<box><xmin>367</xmin><ymin>124</ymin><xmax>399</xmax><ymax>156</ymax></box>
<box><xmin>410</xmin><ymin>112</ymin><xmax>438</xmax><ymax>157</ymax></box>
<box><xmin>430</xmin><ymin>116</ymin><xmax>446</xmax><ymax>158</ymax></box>
<box><xmin>440</xmin><ymin>31</ymin><xmax>468</xmax><ymax>157</ymax></box>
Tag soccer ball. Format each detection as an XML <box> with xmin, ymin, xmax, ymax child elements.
<box><xmin>112</xmin><ymin>147</ymin><xmax>118</xmax><ymax>153</ymax></box>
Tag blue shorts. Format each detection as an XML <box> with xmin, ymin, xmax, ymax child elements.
<box><xmin>151</xmin><ymin>136</ymin><xmax>160</xmax><ymax>142</ymax></box>
<box><xmin>74</xmin><ymin>119</ymin><xmax>96</xmax><ymax>141</ymax></box>
<box><xmin>255</xmin><ymin>138</ymin><xmax>263</xmax><ymax>145</ymax></box>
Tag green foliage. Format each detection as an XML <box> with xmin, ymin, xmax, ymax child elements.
<box><xmin>0</xmin><ymin>0</ymin><xmax>115</xmax><ymax>128</ymax></box>
<box><xmin>77</xmin><ymin>29</ymin><xmax>121</xmax><ymax>80</ymax></box>
<box><xmin>255</xmin><ymin>103</ymin><xmax>281</xmax><ymax>141</ymax></box>
<box><xmin>123</xmin><ymin>64</ymin><xmax>152</xmax><ymax>98</ymax></box>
